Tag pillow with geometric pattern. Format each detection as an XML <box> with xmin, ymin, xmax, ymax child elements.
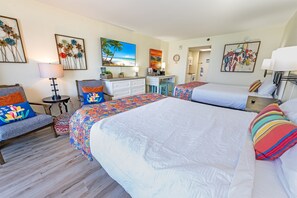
<box><xmin>249</xmin><ymin>80</ymin><xmax>262</xmax><ymax>92</ymax></box>
<box><xmin>0</xmin><ymin>101</ymin><xmax>36</xmax><ymax>126</ymax></box>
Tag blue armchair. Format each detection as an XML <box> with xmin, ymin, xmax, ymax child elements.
<box><xmin>0</xmin><ymin>84</ymin><xmax>57</xmax><ymax>165</ymax></box>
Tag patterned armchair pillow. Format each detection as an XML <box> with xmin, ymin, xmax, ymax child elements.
<box><xmin>0</xmin><ymin>101</ymin><xmax>36</xmax><ymax>126</ymax></box>
<box><xmin>250</xmin><ymin>103</ymin><xmax>297</xmax><ymax>160</ymax></box>
<box><xmin>83</xmin><ymin>92</ymin><xmax>105</xmax><ymax>105</ymax></box>
<box><xmin>82</xmin><ymin>86</ymin><xmax>105</xmax><ymax>105</ymax></box>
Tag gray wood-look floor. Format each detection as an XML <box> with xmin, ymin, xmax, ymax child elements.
<box><xmin>0</xmin><ymin>128</ymin><xmax>131</xmax><ymax>198</ymax></box>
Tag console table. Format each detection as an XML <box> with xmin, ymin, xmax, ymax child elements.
<box><xmin>146</xmin><ymin>75</ymin><xmax>176</xmax><ymax>94</ymax></box>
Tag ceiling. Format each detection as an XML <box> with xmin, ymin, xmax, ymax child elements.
<box><xmin>37</xmin><ymin>0</ymin><xmax>297</xmax><ymax>41</ymax></box>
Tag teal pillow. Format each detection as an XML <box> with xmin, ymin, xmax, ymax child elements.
<box><xmin>0</xmin><ymin>101</ymin><xmax>37</xmax><ymax>126</ymax></box>
<box><xmin>83</xmin><ymin>92</ymin><xmax>105</xmax><ymax>105</ymax></box>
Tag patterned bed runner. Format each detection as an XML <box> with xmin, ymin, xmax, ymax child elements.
<box><xmin>174</xmin><ymin>81</ymin><xmax>207</xmax><ymax>100</ymax></box>
<box><xmin>69</xmin><ymin>93</ymin><xmax>166</xmax><ymax>160</ymax></box>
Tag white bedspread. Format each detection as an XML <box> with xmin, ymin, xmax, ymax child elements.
<box><xmin>192</xmin><ymin>83</ymin><xmax>249</xmax><ymax>110</ymax></box>
<box><xmin>90</xmin><ymin>97</ymin><xmax>257</xmax><ymax>198</ymax></box>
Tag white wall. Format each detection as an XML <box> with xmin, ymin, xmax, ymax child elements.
<box><xmin>279</xmin><ymin>11</ymin><xmax>297</xmax><ymax>101</ymax></box>
<box><xmin>167</xmin><ymin>26</ymin><xmax>285</xmax><ymax>85</ymax></box>
<box><xmin>0</xmin><ymin>0</ymin><xmax>168</xmax><ymax>111</ymax></box>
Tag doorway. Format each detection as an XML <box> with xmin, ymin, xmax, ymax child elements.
<box><xmin>185</xmin><ymin>46</ymin><xmax>211</xmax><ymax>83</ymax></box>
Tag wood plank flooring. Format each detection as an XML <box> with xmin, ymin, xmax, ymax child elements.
<box><xmin>0</xmin><ymin>128</ymin><xmax>131</xmax><ymax>198</ymax></box>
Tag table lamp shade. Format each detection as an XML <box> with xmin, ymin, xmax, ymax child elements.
<box><xmin>161</xmin><ymin>62</ymin><xmax>166</xmax><ymax>69</ymax></box>
<box><xmin>271</xmin><ymin>46</ymin><xmax>297</xmax><ymax>71</ymax></box>
<box><xmin>261</xmin><ymin>59</ymin><xmax>272</xmax><ymax>70</ymax></box>
<box><xmin>38</xmin><ymin>63</ymin><xmax>64</xmax><ymax>78</ymax></box>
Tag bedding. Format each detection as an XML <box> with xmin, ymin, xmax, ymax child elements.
<box><xmin>191</xmin><ymin>83</ymin><xmax>272</xmax><ymax>110</ymax></box>
<box><xmin>69</xmin><ymin>93</ymin><xmax>166</xmax><ymax>160</ymax></box>
<box><xmin>90</xmin><ymin>97</ymin><xmax>259</xmax><ymax>198</ymax></box>
<box><xmin>174</xmin><ymin>81</ymin><xmax>207</xmax><ymax>100</ymax></box>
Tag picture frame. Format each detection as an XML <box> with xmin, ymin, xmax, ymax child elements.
<box><xmin>55</xmin><ymin>34</ymin><xmax>87</xmax><ymax>70</ymax></box>
<box><xmin>0</xmin><ymin>15</ymin><xmax>27</xmax><ymax>63</ymax></box>
<box><xmin>149</xmin><ymin>49</ymin><xmax>162</xmax><ymax>70</ymax></box>
<box><xmin>221</xmin><ymin>41</ymin><xmax>261</xmax><ymax>73</ymax></box>
<box><xmin>101</xmin><ymin>37</ymin><xmax>136</xmax><ymax>67</ymax></box>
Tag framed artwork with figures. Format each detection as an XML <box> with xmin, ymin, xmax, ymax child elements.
<box><xmin>221</xmin><ymin>41</ymin><xmax>261</xmax><ymax>73</ymax></box>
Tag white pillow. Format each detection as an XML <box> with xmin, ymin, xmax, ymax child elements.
<box><xmin>280</xmin><ymin>98</ymin><xmax>297</xmax><ymax>124</ymax></box>
<box><xmin>258</xmin><ymin>77</ymin><xmax>277</xmax><ymax>96</ymax></box>
<box><xmin>279</xmin><ymin>145</ymin><xmax>297</xmax><ymax>197</ymax></box>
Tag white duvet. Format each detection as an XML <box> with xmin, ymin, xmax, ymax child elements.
<box><xmin>191</xmin><ymin>83</ymin><xmax>272</xmax><ymax>110</ymax></box>
<box><xmin>90</xmin><ymin>97</ymin><xmax>257</xmax><ymax>198</ymax></box>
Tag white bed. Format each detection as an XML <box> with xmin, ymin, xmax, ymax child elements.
<box><xmin>90</xmin><ymin>97</ymin><xmax>287</xmax><ymax>198</ymax></box>
<box><xmin>191</xmin><ymin>83</ymin><xmax>272</xmax><ymax>110</ymax></box>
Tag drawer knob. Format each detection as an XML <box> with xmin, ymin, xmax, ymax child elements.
<box><xmin>251</xmin><ymin>100</ymin><xmax>256</xmax><ymax>104</ymax></box>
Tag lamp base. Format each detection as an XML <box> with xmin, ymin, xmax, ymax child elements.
<box><xmin>52</xmin><ymin>95</ymin><xmax>61</xmax><ymax>100</ymax></box>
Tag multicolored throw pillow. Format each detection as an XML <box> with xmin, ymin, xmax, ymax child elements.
<box><xmin>250</xmin><ymin>103</ymin><xmax>297</xmax><ymax>160</ymax></box>
<box><xmin>0</xmin><ymin>101</ymin><xmax>36</xmax><ymax>126</ymax></box>
<box><xmin>83</xmin><ymin>92</ymin><xmax>105</xmax><ymax>105</ymax></box>
<box><xmin>0</xmin><ymin>92</ymin><xmax>25</xmax><ymax>106</ymax></box>
<box><xmin>249</xmin><ymin>80</ymin><xmax>262</xmax><ymax>92</ymax></box>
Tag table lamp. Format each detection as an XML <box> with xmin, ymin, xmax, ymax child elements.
<box><xmin>261</xmin><ymin>59</ymin><xmax>272</xmax><ymax>77</ymax></box>
<box><xmin>271</xmin><ymin>46</ymin><xmax>297</xmax><ymax>85</ymax></box>
<box><xmin>38</xmin><ymin>63</ymin><xmax>64</xmax><ymax>100</ymax></box>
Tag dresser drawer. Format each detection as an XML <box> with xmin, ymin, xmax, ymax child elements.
<box><xmin>130</xmin><ymin>79</ymin><xmax>145</xmax><ymax>87</ymax></box>
<box><xmin>131</xmin><ymin>86</ymin><xmax>145</xmax><ymax>95</ymax></box>
<box><xmin>112</xmin><ymin>81</ymin><xmax>130</xmax><ymax>90</ymax></box>
<box><xmin>112</xmin><ymin>89</ymin><xmax>131</xmax><ymax>99</ymax></box>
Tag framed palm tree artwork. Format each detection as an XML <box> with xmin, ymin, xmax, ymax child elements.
<box><xmin>100</xmin><ymin>37</ymin><xmax>136</xmax><ymax>67</ymax></box>
<box><xmin>55</xmin><ymin>34</ymin><xmax>87</xmax><ymax>70</ymax></box>
<box><xmin>0</xmin><ymin>15</ymin><xmax>27</xmax><ymax>63</ymax></box>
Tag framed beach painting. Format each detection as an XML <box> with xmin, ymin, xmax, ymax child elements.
<box><xmin>101</xmin><ymin>37</ymin><xmax>136</xmax><ymax>67</ymax></box>
<box><xmin>55</xmin><ymin>34</ymin><xmax>87</xmax><ymax>70</ymax></box>
<box><xmin>149</xmin><ymin>49</ymin><xmax>162</xmax><ymax>70</ymax></box>
<box><xmin>221</xmin><ymin>41</ymin><xmax>261</xmax><ymax>73</ymax></box>
<box><xmin>0</xmin><ymin>15</ymin><xmax>27</xmax><ymax>63</ymax></box>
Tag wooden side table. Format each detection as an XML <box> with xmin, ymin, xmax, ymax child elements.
<box><xmin>245</xmin><ymin>96</ymin><xmax>281</xmax><ymax>113</ymax></box>
<box><xmin>42</xmin><ymin>95</ymin><xmax>70</xmax><ymax>114</ymax></box>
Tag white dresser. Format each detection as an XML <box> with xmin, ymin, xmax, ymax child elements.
<box><xmin>103</xmin><ymin>77</ymin><xmax>146</xmax><ymax>99</ymax></box>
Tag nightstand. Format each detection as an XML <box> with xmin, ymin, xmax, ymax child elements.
<box><xmin>42</xmin><ymin>95</ymin><xmax>70</xmax><ymax>115</ymax></box>
<box><xmin>246</xmin><ymin>96</ymin><xmax>281</xmax><ymax>113</ymax></box>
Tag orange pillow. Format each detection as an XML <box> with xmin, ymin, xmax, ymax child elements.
<box><xmin>82</xmin><ymin>86</ymin><xmax>104</xmax><ymax>93</ymax></box>
<box><xmin>0</xmin><ymin>92</ymin><xmax>25</xmax><ymax>106</ymax></box>
<box><xmin>249</xmin><ymin>80</ymin><xmax>262</xmax><ymax>92</ymax></box>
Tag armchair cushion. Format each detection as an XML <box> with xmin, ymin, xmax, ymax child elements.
<box><xmin>0</xmin><ymin>102</ymin><xmax>36</xmax><ymax>126</ymax></box>
<box><xmin>0</xmin><ymin>114</ymin><xmax>53</xmax><ymax>141</ymax></box>
<box><xmin>0</xmin><ymin>86</ymin><xmax>27</xmax><ymax>101</ymax></box>
<box><xmin>0</xmin><ymin>92</ymin><xmax>25</xmax><ymax>106</ymax></box>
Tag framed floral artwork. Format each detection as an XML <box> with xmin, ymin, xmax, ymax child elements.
<box><xmin>55</xmin><ymin>34</ymin><xmax>87</xmax><ymax>70</ymax></box>
<box><xmin>221</xmin><ymin>41</ymin><xmax>261</xmax><ymax>73</ymax></box>
<box><xmin>0</xmin><ymin>15</ymin><xmax>27</xmax><ymax>63</ymax></box>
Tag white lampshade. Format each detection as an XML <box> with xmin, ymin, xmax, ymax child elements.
<box><xmin>134</xmin><ymin>66</ymin><xmax>139</xmax><ymax>72</ymax></box>
<box><xmin>38</xmin><ymin>63</ymin><xmax>64</xmax><ymax>78</ymax></box>
<box><xmin>161</xmin><ymin>62</ymin><xmax>166</xmax><ymax>69</ymax></box>
<box><xmin>271</xmin><ymin>46</ymin><xmax>297</xmax><ymax>71</ymax></box>
<box><xmin>261</xmin><ymin>59</ymin><xmax>272</xmax><ymax>70</ymax></box>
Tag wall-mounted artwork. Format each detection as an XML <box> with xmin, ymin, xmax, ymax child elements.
<box><xmin>0</xmin><ymin>15</ymin><xmax>27</xmax><ymax>63</ymax></box>
<box><xmin>101</xmin><ymin>38</ymin><xmax>136</xmax><ymax>67</ymax></box>
<box><xmin>55</xmin><ymin>34</ymin><xmax>87</xmax><ymax>70</ymax></box>
<box><xmin>149</xmin><ymin>49</ymin><xmax>162</xmax><ymax>70</ymax></box>
<box><xmin>221</xmin><ymin>41</ymin><xmax>261</xmax><ymax>73</ymax></box>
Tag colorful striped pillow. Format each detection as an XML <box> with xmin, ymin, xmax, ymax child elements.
<box><xmin>250</xmin><ymin>103</ymin><xmax>297</xmax><ymax>160</ymax></box>
<box><xmin>249</xmin><ymin>80</ymin><xmax>262</xmax><ymax>92</ymax></box>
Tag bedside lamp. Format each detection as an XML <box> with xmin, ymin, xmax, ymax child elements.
<box><xmin>261</xmin><ymin>59</ymin><xmax>272</xmax><ymax>77</ymax></box>
<box><xmin>271</xmin><ymin>46</ymin><xmax>297</xmax><ymax>85</ymax></box>
<box><xmin>38</xmin><ymin>63</ymin><xmax>64</xmax><ymax>100</ymax></box>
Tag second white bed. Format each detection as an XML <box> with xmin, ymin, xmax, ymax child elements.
<box><xmin>191</xmin><ymin>83</ymin><xmax>272</xmax><ymax>110</ymax></box>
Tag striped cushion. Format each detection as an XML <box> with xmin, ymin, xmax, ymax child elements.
<box><xmin>249</xmin><ymin>80</ymin><xmax>262</xmax><ymax>92</ymax></box>
<box><xmin>250</xmin><ymin>103</ymin><xmax>297</xmax><ymax>160</ymax></box>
